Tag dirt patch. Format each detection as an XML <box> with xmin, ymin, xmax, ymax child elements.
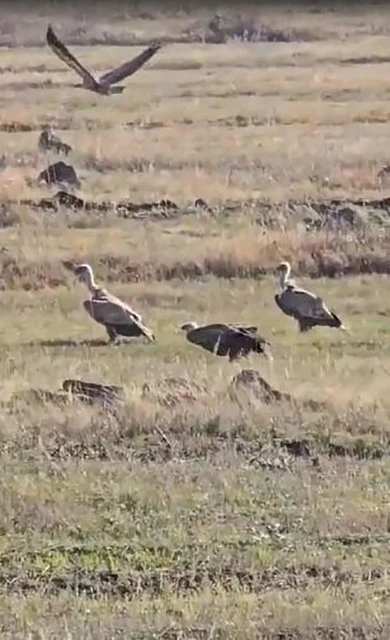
<box><xmin>0</xmin><ymin>121</ymin><xmax>34</xmax><ymax>132</ymax></box>
<box><xmin>29</xmin><ymin>191</ymin><xmax>213</xmax><ymax>218</ymax></box>
<box><xmin>18</xmin><ymin>192</ymin><xmax>189</xmax><ymax>219</ymax></box>
<box><xmin>254</xmin><ymin>197</ymin><xmax>390</xmax><ymax>230</ymax></box>
<box><xmin>288</xmin><ymin>197</ymin><xmax>390</xmax><ymax>230</ymax></box>
<box><xmin>10</xmin><ymin>192</ymin><xmax>390</xmax><ymax>230</ymax></box>
<box><xmin>230</xmin><ymin>369</ymin><xmax>323</xmax><ymax>410</ymax></box>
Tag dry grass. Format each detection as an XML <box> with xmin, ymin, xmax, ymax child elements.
<box><xmin>4</xmin><ymin>22</ymin><xmax>390</xmax><ymax>203</ymax></box>
<box><xmin>0</xmin><ymin>4</ymin><xmax>390</xmax><ymax>638</ymax></box>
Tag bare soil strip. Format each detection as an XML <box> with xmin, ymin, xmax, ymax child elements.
<box><xmin>0</xmin><ymin>564</ymin><xmax>387</xmax><ymax>598</ymax></box>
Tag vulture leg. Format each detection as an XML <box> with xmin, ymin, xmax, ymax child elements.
<box><xmin>228</xmin><ymin>349</ymin><xmax>240</xmax><ymax>362</ymax></box>
<box><xmin>105</xmin><ymin>325</ymin><xmax>120</xmax><ymax>344</ymax></box>
<box><xmin>298</xmin><ymin>317</ymin><xmax>313</xmax><ymax>332</ymax></box>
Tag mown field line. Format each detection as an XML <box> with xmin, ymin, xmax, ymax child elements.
<box><xmin>3</xmin><ymin>114</ymin><xmax>390</xmax><ymax>132</ymax></box>
<box><xmin>98</xmin><ymin>626</ymin><xmax>388</xmax><ymax>640</ymax></box>
<box><xmin>0</xmin><ymin>564</ymin><xmax>388</xmax><ymax>597</ymax></box>
<box><xmin>2</xmin><ymin>532</ymin><xmax>390</xmax><ymax>563</ymax></box>
<box><xmin>0</xmin><ymin>250</ymin><xmax>390</xmax><ymax>291</ymax></box>
<box><xmin>4</xmin><ymin>426</ymin><xmax>389</xmax><ymax>463</ymax></box>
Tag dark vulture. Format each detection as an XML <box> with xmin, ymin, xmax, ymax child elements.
<box><xmin>180</xmin><ymin>321</ymin><xmax>272</xmax><ymax>361</ymax></box>
<box><xmin>46</xmin><ymin>24</ymin><xmax>162</xmax><ymax>95</ymax></box>
<box><xmin>74</xmin><ymin>263</ymin><xmax>156</xmax><ymax>344</ymax></box>
<box><xmin>37</xmin><ymin>161</ymin><xmax>80</xmax><ymax>187</ymax></box>
<box><xmin>38</xmin><ymin>125</ymin><xmax>72</xmax><ymax>155</ymax></box>
<box><xmin>275</xmin><ymin>261</ymin><xmax>345</xmax><ymax>332</ymax></box>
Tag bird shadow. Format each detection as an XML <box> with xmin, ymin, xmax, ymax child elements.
<box><xmin>24</xmin><ymin>339</ymin><xmax>109</xmax><ymax>348</ymax></box>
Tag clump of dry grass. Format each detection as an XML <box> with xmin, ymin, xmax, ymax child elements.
<box><xmin>0</xmin><ymin>254</ymin><xmax>68</xmax><ymax>290</ymax></box>
<box><xmin>0</xmin><ymin>204</ymin><xmax>21</xmax><ymax>228</ymax></box>
<box><xmin>3</xmin><ymin>377</ymin><xmax>388</xmax><ymax>464</ymax></box>
<box><xmin>0</xmin><ymin>224</ymin><xmax>388</xmax><ymax>290</ymax></box>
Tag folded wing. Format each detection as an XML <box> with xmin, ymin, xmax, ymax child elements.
<box><xmin>277</xmin><ymin>286</ymin><xmax>332</xmax><ymax>319</ymax></box>
<box><xmin>84</xmin><ymin>289</ymin><xmax>155</xmax><ymax>342</ymax></box>
<box><xmin>99</xmin><ymin>42</ymin><xmax>162</xmax><ymax>87</ymax></box>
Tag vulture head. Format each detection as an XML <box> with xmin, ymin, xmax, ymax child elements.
<box><xmin>276</xmin><ymin>261</ymin><xmax>293</xmax><ymax>288</ymax></box>
<box><xmin>276</xmin><ymin>261</ymin><xmax>291</xmax><ymax>275</ymax></box>
<box><xmin>74</xmin><ymin>263</ymin><xmax>96</xmax><ymax>288</ymax></box>
<box><xmin>180</xmin><ymin>321</ymin><xmax>198</xmax><ymax>333</ymax></box>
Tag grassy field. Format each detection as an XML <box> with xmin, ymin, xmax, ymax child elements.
<box><xmin>0</xmin><ymin>4</ymin><xmax>390</xmax><ymax>638</ymax></box>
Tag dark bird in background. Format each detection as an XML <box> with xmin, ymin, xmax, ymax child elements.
<box><xmin>275</xmin><ymin>261</ymin><xmax>346</xmax><ymax>332</ymax></box>
<box><xmin>74</xmin><ymin>263</ymin><xmax>156</xmax><ymax>344</ymax></box>
<box><xmin>38</xmin><ymin>125</ymin><xmax>72</xmax><ymax>155</ymax></box>
<box><xmin>180</xmin><ymin>321</ymin><xmax>272</xmax><ymax>362</ymax></box>
<box><xmin>37</xmin><ymin>161</ymin><xmax>80</xmax><ymax>188</ymax></box>
<box><xmin>46</xmin><ymin>24</ymin><xmax>163</xmax><ymax>95</ymax></box>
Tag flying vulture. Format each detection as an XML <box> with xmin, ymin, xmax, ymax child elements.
<box><xmin>275</xmin><ymin>261</ymin><xmax>345</xmax><ymax>332</ymax></box>
<box><xmin>180</xmin><ymin>321</ymin><xmax>272</xmax><ymax>361</ymax></box>
<box><xmin>46</xmin><ymin>24</ymin><xmax>162</xmax><ymax>95</ymax></box>
<box><xmin>74</xmin><ymin>263</ymin><xmax>156</xmax><ymax>343</ymax></box>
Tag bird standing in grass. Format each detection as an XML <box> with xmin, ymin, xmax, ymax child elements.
<box><xmin>74</xmin><ymin>263</ymin><xmax>156</xmax><ymax>344</ymax></box>
<box><xmin>38</xmin><ymin>125</ymin><xmax>72</xmax><ymax>155</ymax></box>
<box><xmin>180</xmin><ymin>321</ymin><xmax>272</xmax><ymax>361</ymax></box>
<box><xmin>275</xmin><ymin>261</ymin><xmax>345</xmax><ymax>332</ymax></box>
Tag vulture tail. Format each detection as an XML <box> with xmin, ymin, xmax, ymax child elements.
<box><xmin>329</xmin><ymin>311</ymin><xmax>345</xmax><ymax>329</ymax></box>
<box><xmin>298</xmin><ymin>311</ymin><xmax>345</xmax><ymax>331</ymax></box>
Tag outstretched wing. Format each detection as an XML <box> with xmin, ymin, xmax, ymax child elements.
<box><xmin>99</xmin><ymin>42</ymin><xmax>162</xmax><ymax>87</ymax></box>
<box><xmin>226</xmin><ymin>327</ymin><xmax>270</xmax><ymax>360</ymax></box>
<box><xmin>232</xmin><ymin>325</ymin><xmax>258</xmax><ymax>334</ymax></box>
<box><xmin>187</xmin><ymin>324</ymin><xmax>229</xmax><ymax>355</ymax></box>
<box><xmin>46</xmin><ymin>25</ymin><xmax>100</xmax><ymax>91</ymax></box>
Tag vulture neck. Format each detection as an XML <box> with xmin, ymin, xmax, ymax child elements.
<box><xmin>84</xmin><ymin>271</ymin><xmax>99</xmax><ymax>294</ymax></box>
<box><xmin>279</xmin><ymin>266</ymin><xmax>292</xmax><ymax>289</ymax></box>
